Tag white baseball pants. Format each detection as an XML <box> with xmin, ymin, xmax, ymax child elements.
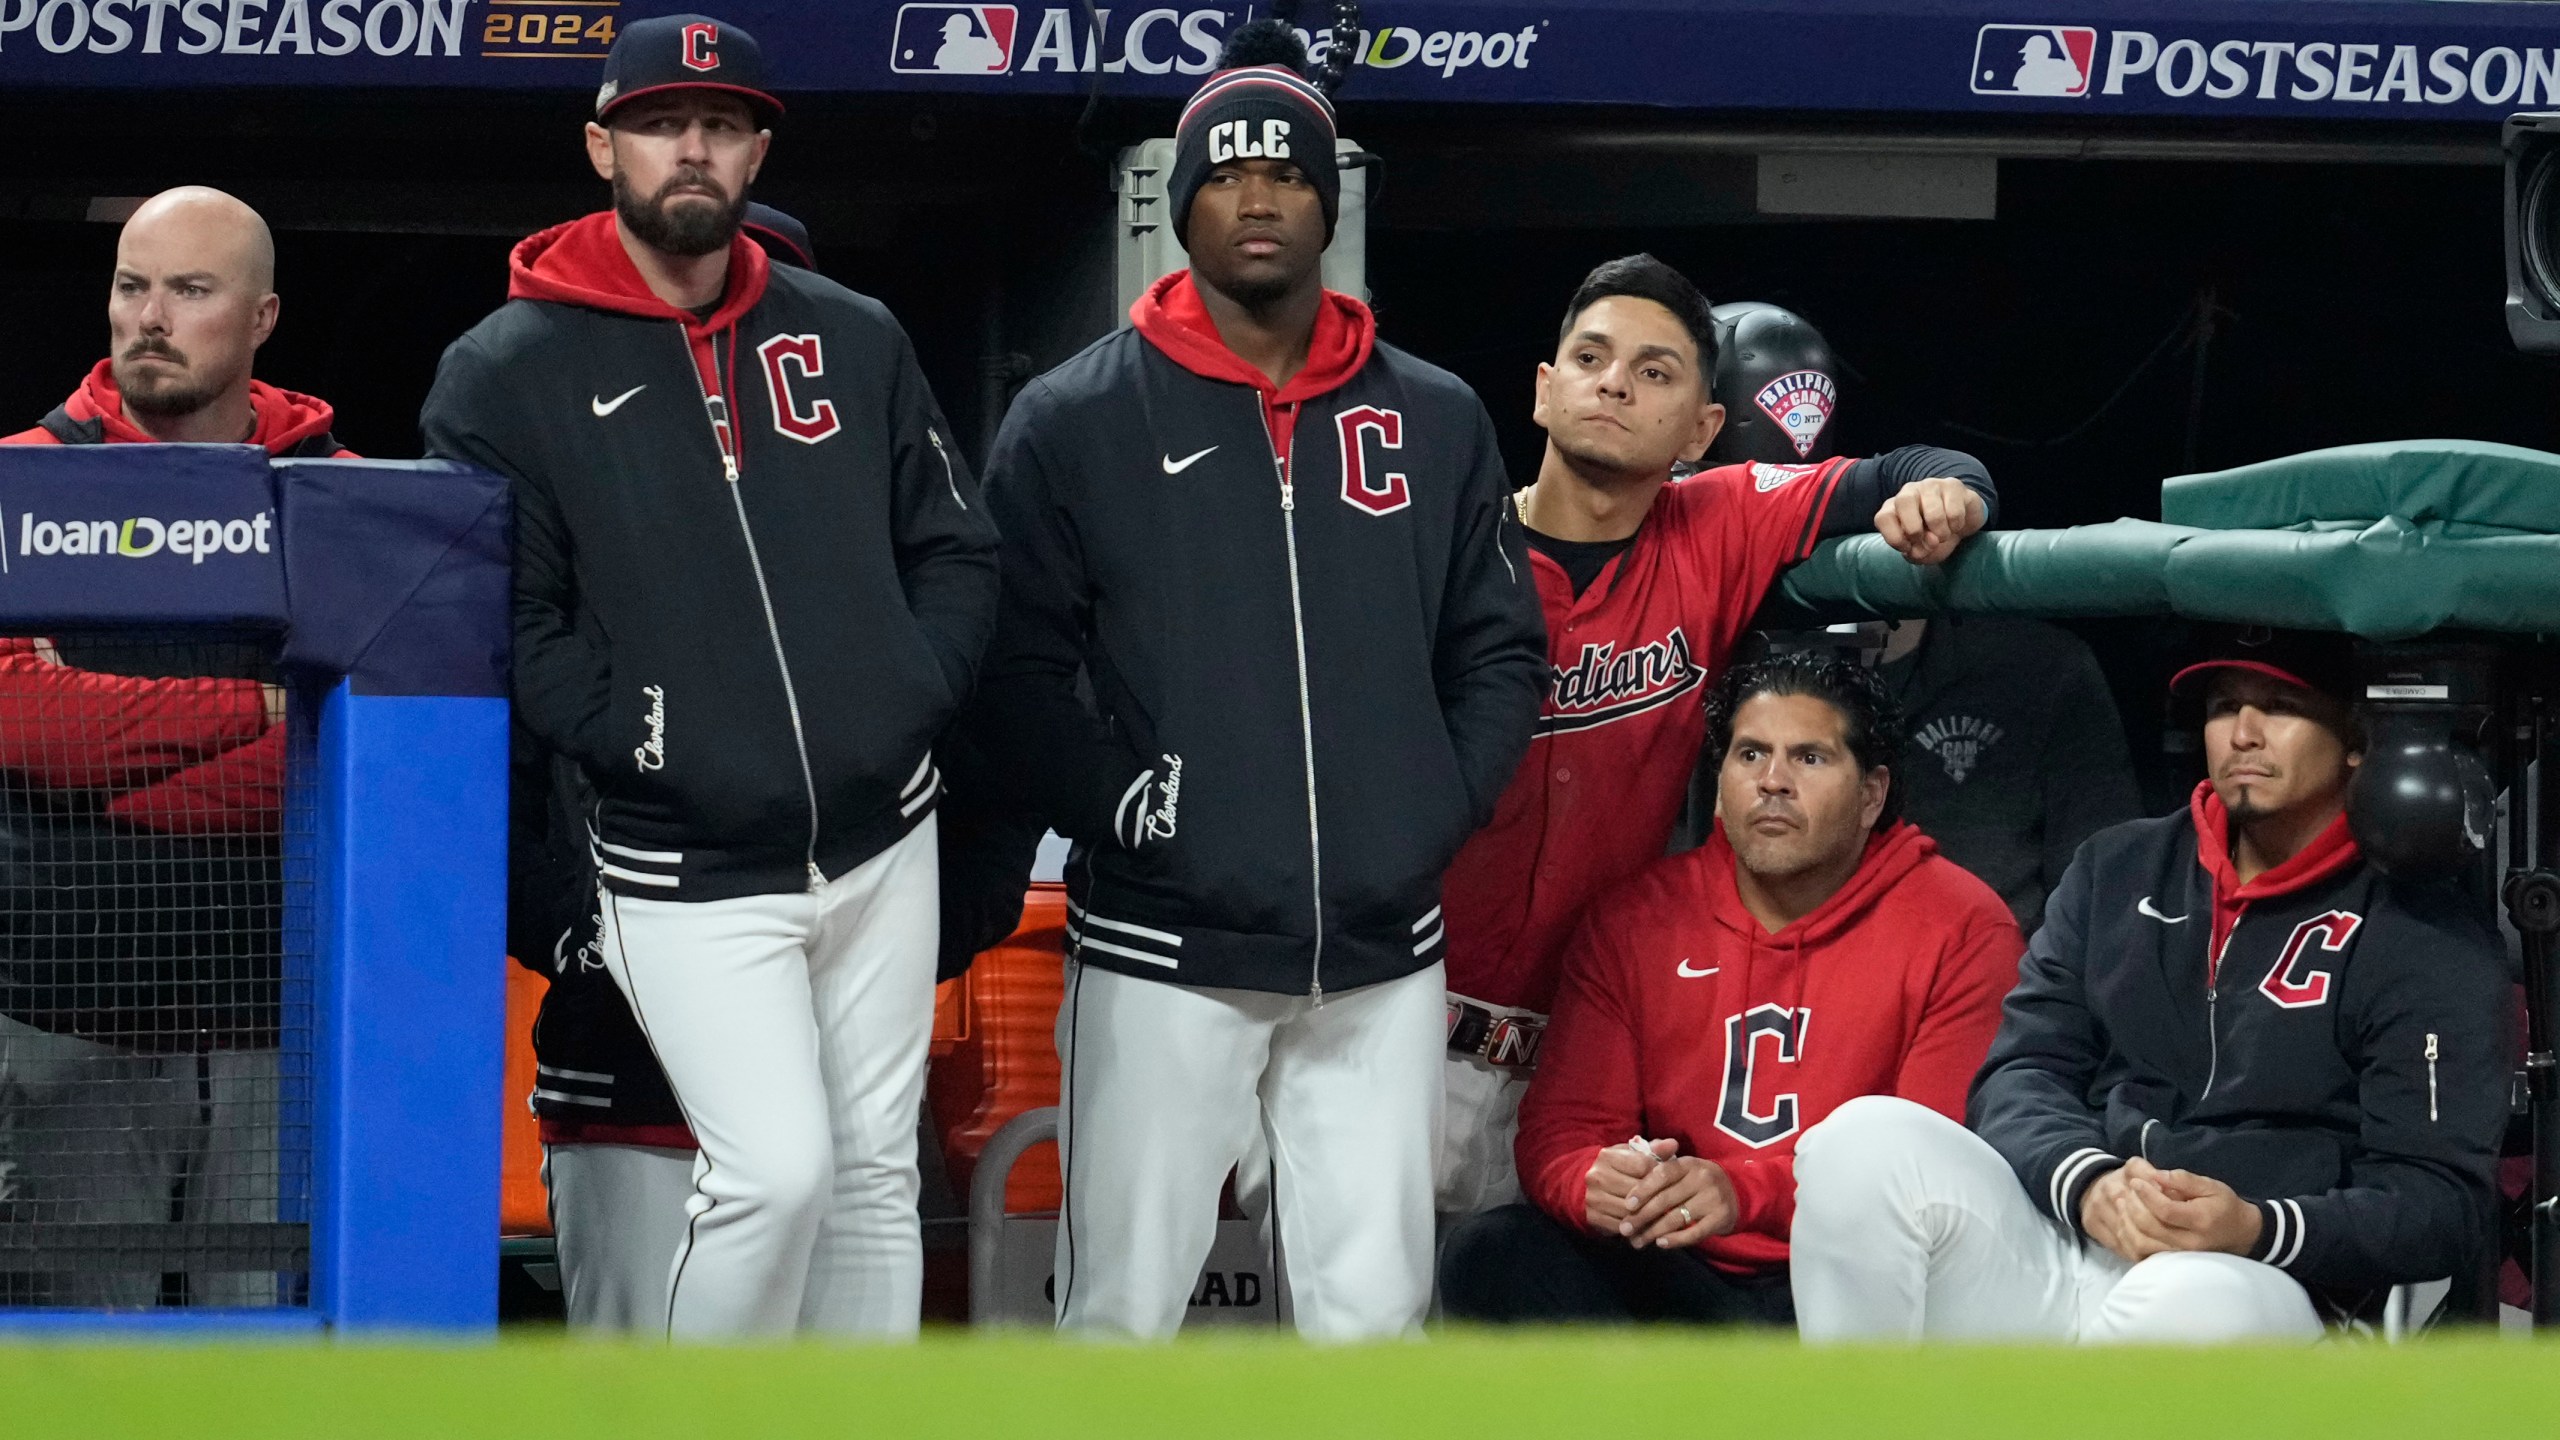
<box><xmin>596</xmin><ymin>817</ymin><xmax>938</xmax><ymax>1340</ymax></box>
<box><xmin>542</xmin><ymin>1142</ymin><xmax>697</xmax><ymax>1332</ymax></box>
<box><xmin>1054</xmin><ymin>959</ymin><xmax>1444</xmax><ymax>1341</ymax></box>
<box><xmin>1790</xmin><ymin>1096</ymin><xmax>2322</xmax><ymax>1344</ymax></box>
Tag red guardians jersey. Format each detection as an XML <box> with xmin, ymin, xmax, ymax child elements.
<box><xmin>1439</xmin><ymin>456</ymin><xmax>1854</xmax><ymax>1012</ymax></box>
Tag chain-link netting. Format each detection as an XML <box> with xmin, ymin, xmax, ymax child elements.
<box><xmin>0</xmin><ymin>629</ymin><xmax>310</xmax><ymax>1308</ymax></box>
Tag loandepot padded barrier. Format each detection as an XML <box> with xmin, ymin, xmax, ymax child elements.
<box><xmin>0</xmin><ymin>445</ymin><xmax>508</xmax><ymax>1332</ymax></box>
<box><xmin>1771</xmin><ymin>439</ymin><xmax>2560</xmax><ymax>638</ymax></box>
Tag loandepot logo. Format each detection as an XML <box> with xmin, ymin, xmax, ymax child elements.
<box><xmin>12</xmin><ymin>510</ymin><xmax>272</xmax><ymax>563</ymax></box>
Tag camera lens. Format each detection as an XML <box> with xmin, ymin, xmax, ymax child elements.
<box><xmin>2523</xmin><ymin>143</ymin><xmax>2560</xmax><ymax>318</ymax></box>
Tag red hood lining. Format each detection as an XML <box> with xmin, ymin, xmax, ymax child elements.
<box><xmin>1705</xmin><ymin>820</ymin><xmax>1939</xmax><ymax>947</ymax></box>
<box><xmin>1129</xmin><ymin>269</ymin><xmax>1374</xmax><ymax>402</ymax></box>
<box><xmin>508</xmin><ymin>211</ymin><xmax>770</xmax><ymax>337</ymax></box>
<box><xmin>2189</xmin><ymin>780</ymin><xmax>2363</xmax><ymax>971</ymax></box>
<box><xmin>65</xmin><ymin>359</ymin><xmax>338</xmax><ymax>455</ymax></box>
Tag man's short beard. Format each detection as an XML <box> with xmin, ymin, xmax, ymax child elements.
<box><xmin>615</xmin><ymin>168</ymin><xmax>747</xmax><ymax>259</ymax></box>
<box><xmin>115</xmin><ymin>344</ymin><xmax>216</xmax><ymax>420</ymax></box>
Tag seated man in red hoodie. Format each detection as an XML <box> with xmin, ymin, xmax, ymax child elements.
<box><xmin>1440</xmin><ymin>652</ymin><xmax>2021</xmax><ymax>1324</ymax></box>
<box><xmin>0</xmin><ymin>185</ymin><xmax>342</xmax><ymax>1306</ymax></box>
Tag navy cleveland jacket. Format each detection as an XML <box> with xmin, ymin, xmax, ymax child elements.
<box><xmin>424</xmin><ymin>213</ymin><xmax>998</xmax><ymax>903</ymax></box>
<box><xmin>973</xmin><ymin>271</ymin><xmax>1546</xmax><ymax>997</ymax></box>
<box><xmin>1971</xmin><ymin>783</ymin><xmax>2511</xmax><ymax>1305</ymax></box>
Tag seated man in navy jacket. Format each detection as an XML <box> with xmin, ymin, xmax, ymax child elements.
<box><xmin>1789</xmin><ymin>627</ymin><xmax>2510</xmax><ymax>1342</ymax></box>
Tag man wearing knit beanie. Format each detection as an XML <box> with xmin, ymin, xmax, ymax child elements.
<box><xmin>971</xmin><ymin>22</ymin><xmax>1546</xmax><ymax>1339</ymax></box>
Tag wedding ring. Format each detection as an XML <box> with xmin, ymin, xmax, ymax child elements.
<box><xmin>1677</xmin><ymin>1205</ymin><xmax>1695</xmax><ymax>1227</ymax></box>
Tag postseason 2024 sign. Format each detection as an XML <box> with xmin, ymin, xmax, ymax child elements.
<box><xmin>6</xmin><ymin>0</ymin><xmax>2560</xmax><ymax>123</ymax></box>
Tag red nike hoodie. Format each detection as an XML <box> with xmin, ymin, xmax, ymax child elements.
<box><xmin>0</xmin><ymin>361</ymin><xmax>352</xmax><ymax>835</ymax></box>
<box><xmin>1518</xmin><ymin>820</ymin><xmax>2024</xmax><ymax>1274</ymax></box>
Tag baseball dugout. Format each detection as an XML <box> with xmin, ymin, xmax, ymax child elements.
<box><xmin>1768</xmin><ymin>437</ymin><xmax>2560</xmax><ymax>1328</ymax></box>
<box><xmin>0</xmin><ymin>445</ymin><xmax>507</xmax><ymax>1332</ymax></box>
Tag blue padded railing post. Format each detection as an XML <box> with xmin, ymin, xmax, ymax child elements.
<box><xmin>308</xmin><ymin>677</ymin><xmax>509</xmax><ymax>1330</ymax></box>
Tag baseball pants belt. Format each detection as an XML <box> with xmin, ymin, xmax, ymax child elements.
<box><xmin>1446</xmin><ymin>999</ymin><xmax>1545</xmax><ymax>1069</ymax></box>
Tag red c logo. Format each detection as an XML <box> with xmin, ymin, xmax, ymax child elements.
<box><xmin>757</xmin><ymin>334</ymin><xmax>841</xmax><ymax>445</ymax></box>
<box><xmin>682</xmin><ymin>22</ymin><xmax>719</xmax><ymax>71</ymax></box>
<box><xmin>1335</xmin><ymin>405</ymin><xmax>1410</xmax><ymax>517</ymax></box>
<box><xmin>2260</xmin><ymin>910</ymin><xmax>2361</xmax><ymax>1010</ymax></box>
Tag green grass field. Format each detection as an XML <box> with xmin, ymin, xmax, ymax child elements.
<box><xmin>5</xmin><ymin>1331</ymin><xmax>2557</xmax><ymax>1439</ymax></box>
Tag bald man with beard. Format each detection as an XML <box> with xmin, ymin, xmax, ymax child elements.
<box><xmin>0</xmin><ymin>187</ymin><xmax>345</xmax><ymax>1308</ymax></box>
<box><xmin>7</xmin><ymin>186</ymin><xmax>348</xmax><ymax>454</ymax></box>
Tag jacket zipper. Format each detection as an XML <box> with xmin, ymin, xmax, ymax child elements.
<box><xmin>687</xmin><ymin>326</ymin><xmax>827</xmax><ymax>894</ymax></box>
<box><xmin>2202</xmin><ymin>916</ymin><xmax>2236</xmax><ymax>1100</ymax></box>
<box><xmin>927</xmin><ymin>427</ymin><xmax>967</xmax><ymax>510</ymax></box>
<box><xmin>2426</xmin><ymin>1032</ymin><xmax>2440</xmax><ymax>1122</ymax></box>
<box><xmin>1259</xmin><ymin>397</ymin><xmax>1326</xmax><ymax>1003</ymax></box>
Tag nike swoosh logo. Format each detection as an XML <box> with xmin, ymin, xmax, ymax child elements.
<box><xmin>2137</xmin><ymin>896</ymin><xmax>2189</xmax><ymax>925</ymax></box>
<box><xmin>1161</xmin><ymin>446</ymin><xmax>1217</xmax><ymax>474</ymax></box>
<box><xmin>591</xmin><ymin>385</ymin><xmax>647</xmax><ymax>417</ymax></box>
<box><xmin>1675</xmin><ymin>959</ymin><xmax>1719</xmax><ymax>978</ymax></box>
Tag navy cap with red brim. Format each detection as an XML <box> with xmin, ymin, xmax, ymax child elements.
<box><xmin>2168</xmin><ymin>626</ymin><xmax>2358</xmax><ymax>706</ymax></box>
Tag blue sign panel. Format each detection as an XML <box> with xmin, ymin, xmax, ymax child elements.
<box><xmin>0</xmin><ymin>444</ymin><xmax>286</xmax><ymax>629</ymax></box>
<box><xmin>5</xmin><ymin>0</ymin><xmax>2560</xmax><ymax>122</ymax></box>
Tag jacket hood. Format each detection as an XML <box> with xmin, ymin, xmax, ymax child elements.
<box><xmin>1705</xmin><ymin>819</ymin><xmax>1939</xmax><ymax>947</ymax></box>
<box><xmin>62</xmin><ymin>360</ymin><xmax>340</xmax><ymax>456</ymax></box>
<box><xmin>1129</xmin><ymin>269</ymin><xmax>1374</xmax><ymax>403</ymax></box>
<box><xmin>509</xmin><ymin>211</ymin><xmax>770</xmax><ymax>336</ymax></box>
<box><xmin>2189</xmin><ymin>780</ymin><xmax>2363</xmax><ymax>966</ymax></box>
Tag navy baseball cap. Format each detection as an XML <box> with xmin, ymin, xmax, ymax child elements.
<box><xmin>596</xmin><ymin>14</ymin><xmax>783</xmax><ymax>128</ymax></box>
<box><xmin>742</xmin><ymin>203</ymin><xmax>814</xmax><ymax>269</ymax></box>
<box><xmin>2170</xmin><ymin>626</ymin><xmax>2358</xmax><ymax>706</ymax></box>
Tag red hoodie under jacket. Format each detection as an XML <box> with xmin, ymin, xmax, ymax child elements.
<box><xmin>0</xmin><ymin>361</ymin><xmax>352</xmax><ymax>835</ymax></box>
<box><xmin>1517</xmin><ymin>820</ymin><xmax>2025</xmax><ymax>1274</ymax></box>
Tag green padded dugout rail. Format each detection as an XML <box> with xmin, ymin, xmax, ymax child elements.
<box><xmin>1772</xmin><ymin>441</ymin><xmax>2560</xmax><ymax>640</ymax></box>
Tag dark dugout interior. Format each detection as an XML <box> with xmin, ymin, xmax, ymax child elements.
<box><xmin>0</xmin><ymin>91</ymin><xmax>2549</xmax><ymax>803</ymax></box>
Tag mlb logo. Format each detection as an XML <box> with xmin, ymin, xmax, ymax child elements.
<box><xmin>890</xmin><ymin>4</ymin><xmax>1017</xmax><ymax>75</ymax></box>
<box><xmin>1970</xmin><ymin>24</ymin><xmax>2096</xmax><ymax>97</ymax></box>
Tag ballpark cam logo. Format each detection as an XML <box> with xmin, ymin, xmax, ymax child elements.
<box><xmin>890</xmin><ymin>4</ymin><xmax>1018</xmax><ymax>74</ymax></box>
<box><xmin>1913</xmin><ymin>714</ymin><xmax>2005</xmax><ymax>784</ymax></box>
<box><xmin>1753</xmin><ymin>370</ymin><xmax>1837</xmax><ymax>460</ymax></box>
<box><xmin>1972</xmin><ymin>24</ymin><xmax>2097</xmax><ymax>96</ymax></box>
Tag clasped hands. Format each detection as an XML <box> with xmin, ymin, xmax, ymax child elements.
<box><xmin>1581</xmin><ymin>1136</ymin><xmax>1737</xmax><ymax>1251</ymax></box>
<box><xmin>2078</xmin><ymin>1156</ymin><xmax>2263</xmax><ymax>1263</ymax></box>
